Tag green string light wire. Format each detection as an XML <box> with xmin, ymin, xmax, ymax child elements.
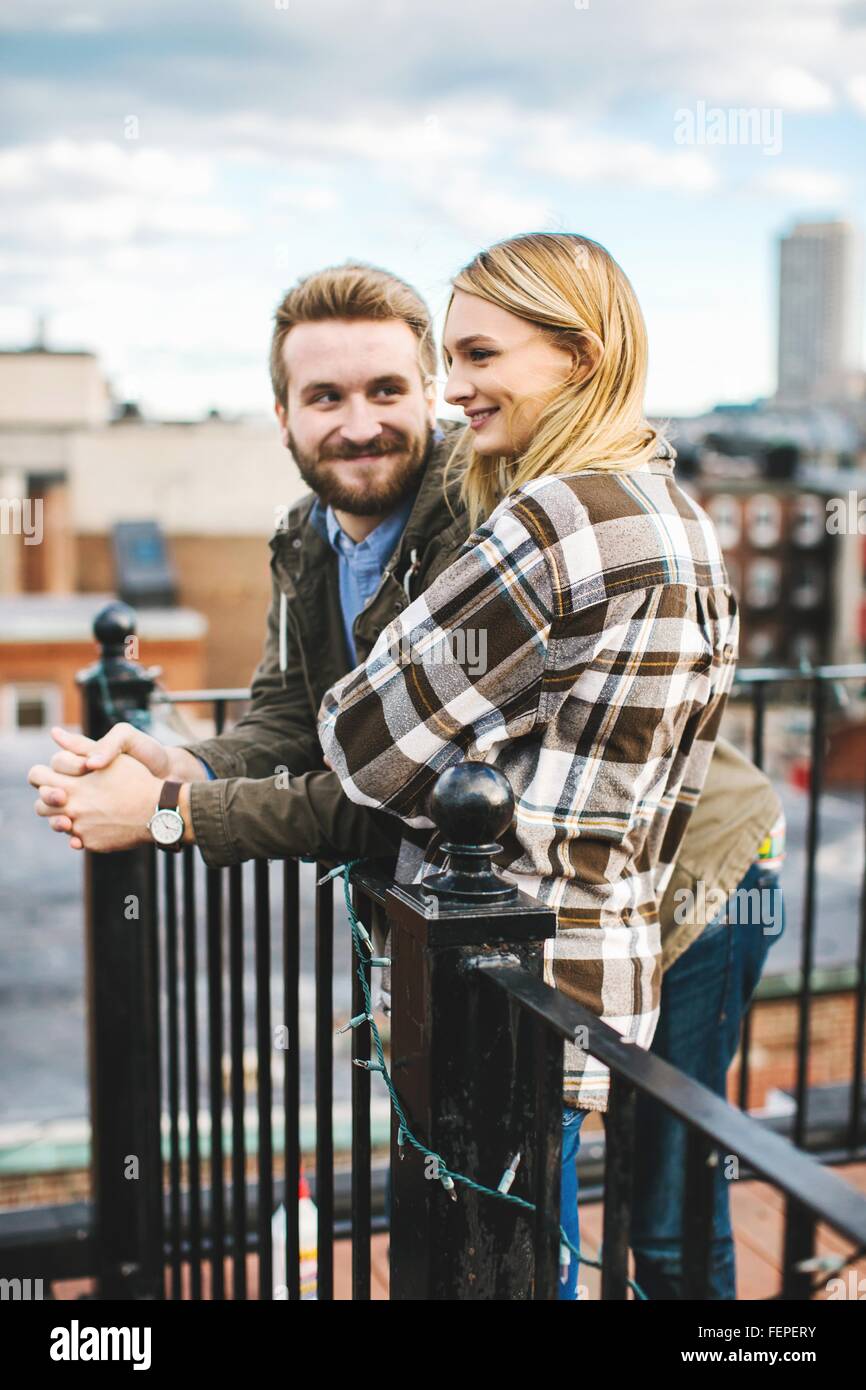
<box><xmin>330</xmin><ymin>858</ymin><xmax>649</xmax><ymax>1301</ymax></box>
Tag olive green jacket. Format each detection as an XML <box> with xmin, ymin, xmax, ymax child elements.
<box><xmin>182</xmin><ymin>420</ymin><xmax>781</xmax><ymax>970</ymax></box>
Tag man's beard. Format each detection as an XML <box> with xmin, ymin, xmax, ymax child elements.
<box><xmin>288</xmin><ymin>423</ymin><xmax>434</xmax><ymax>516</ymax></box>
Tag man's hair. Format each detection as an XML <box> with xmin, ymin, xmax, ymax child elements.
<box><xmin>270</xmin><ymin>262</ymin><xmax>437</xmax><ymax>406</ymax></box>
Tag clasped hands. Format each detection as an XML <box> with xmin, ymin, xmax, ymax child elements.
<box><xmin>28</xmin><ymin>724</ymin><xmax>188</xmax><ymax>853</ymax></box>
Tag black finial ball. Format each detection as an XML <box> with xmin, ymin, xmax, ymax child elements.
<box><xmin>93</xmin><ymin>601</ymin><xmax>137</xmax><ymax>654</ymax></box>
<box><xmin>429</xmin><ymin>762</ymin><xmax>515</xmax><ymax>847</ymax></box>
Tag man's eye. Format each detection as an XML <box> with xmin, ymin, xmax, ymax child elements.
<box><xmin>312</xmin><ymin>392</ymin><xmax>340</xmax><ymax>405</ymax></box>
<box><xmin>374</xmin><ymin>385</ymin><xmax>404</xmax><ymax>398</ymax></box>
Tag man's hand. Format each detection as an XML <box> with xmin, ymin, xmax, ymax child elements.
<box><xmin>29</xmin><ymin>751</ymin><xmax>165</xmax><ymax>852</ymax></box>
<box><xmin>48</xmin><ymin>723</ymin><xmax>206</xmax><ymax>782</ymax></box>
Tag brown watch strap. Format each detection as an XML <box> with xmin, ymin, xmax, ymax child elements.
<box><xmin>158</xmin><ymin>780</ymin><xmax>182</xmax><ymax>812</ymax></box>
<box><xmin>154</xmin><ymin>780</ymin><xmax>185</xmax><ymax>852</ymax></box>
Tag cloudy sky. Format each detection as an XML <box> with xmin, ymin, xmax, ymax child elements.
<box><xmin>1</xmin><ymin>0</ymin><xmax>865</xmax><ymax>419</ymax></box>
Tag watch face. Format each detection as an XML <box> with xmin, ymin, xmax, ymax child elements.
<box><xmin>150</xmin><ymin>808</ymin><xmax>184</xmax><ymax>846</ymax></box>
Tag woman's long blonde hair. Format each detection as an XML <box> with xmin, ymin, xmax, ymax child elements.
<box><xmin>443</xmin><ymin>232</ymin><xmax>664</xmax><ymax>529</ymax></box>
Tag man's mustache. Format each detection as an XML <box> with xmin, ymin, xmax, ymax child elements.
<box><xmin>318</xmin><ymin>436</ymin><xmax>408</xmax><ymax>462</ymax></box>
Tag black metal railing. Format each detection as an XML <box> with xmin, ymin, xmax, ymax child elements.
<box><xmin>729</xmin><ymin>666</ymin><xmax>866</xmax><ymax>1158</ymax></box>
<box><xmin>2</xmin><ymin>602</ymin><xmax>866</xmax><ymax>1301</ymax></box>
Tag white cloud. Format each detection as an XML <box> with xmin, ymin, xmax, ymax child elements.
<box><xmin>763</xmin><ymin>65</ymin><xmax>836</xmax><ymax>112</ymax></box>
<box><xmin>0</xmin><ymin>140</ymin><xmax>247</xmax><ymax>247</ymax></box>
<box><xmin>221</xmin><ymin>109</ymin><xmax>491</xmax><ymax>168</ymax></box>
<box><xmin>525</xmin><ymin>126</ymin><xmax>718</xmax><ymax>193</ymax></box>
<box><xmin>848</xmin><ymin>73</ymin><xmax>866</xmax><ymax>114</ymax></box>
<box><xmin>58</xmin><ymin>12</ymin><xmax>105</xmax><ymax>32</ymax></box>
<box><xmin>268</xmin><ymin>185</ymin><xmax>340</xmax><ymax>211</ymax></box>
<box><xmin>752</xmin><ymin>166</ymin><xmax>850</xmax><ymax>202</ymax></box>
<box><xmin>0</xmin><ymin>140</ymin><xmax>214</xmax><ymax>198</ymax></box>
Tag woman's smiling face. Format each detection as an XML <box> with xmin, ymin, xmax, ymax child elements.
<box><xmin>442</xmin><ymin>288</ymin><xmax>577</xmax><ymax>457</ymax></box>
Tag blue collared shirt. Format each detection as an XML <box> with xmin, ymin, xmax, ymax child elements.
<box><xmin>323</xmin><ymin>490</ymin><xmax>416</xmax><ymax>663</ymax></box>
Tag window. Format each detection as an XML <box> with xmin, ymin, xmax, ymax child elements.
<box><xmin>746</xmin><ymin>559</ymin><xmax>781</xmax><ymax>610</ymax></box>
<box><xmin>707</xmin><ymin>494</ymin><xmax>741</xmax><ymax>550</ymax></box>
<box><xmin>745</xmin><ymin>628</ymin><xmax>776</xmax><ymax>663</ymax></box>
<box><xmin>791</xmin><ymin>494</ymin><xmax>825</xmax><ymax>549</ymax></box>
<box><xmin>790</xmin><ymin>565</ymin><xmax>824</xmax><ymax>611</ymax></box>
<box><xmin>746</xmin><ymin>494</ymin><xmax>782</xmax><ymax>548</ymax></box>
<box><xmin>0</xmin><ymin>683</ymin><xmax>63</xmax><ymax>731</ymax></box>
<box><xmin>790</xmin><ymin>632</ymin><xmax>820</xmax><ymax>668</ymax></box>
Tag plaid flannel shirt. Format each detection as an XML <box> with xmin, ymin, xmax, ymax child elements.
<box><xmin>317</xmin><ymin>443</ymin><xmax>739</xmax><ymax>1111</ymax></box>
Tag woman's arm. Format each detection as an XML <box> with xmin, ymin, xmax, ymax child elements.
<box><xmin>317</xmin><ymin>498</ymin><xmax>556</xmax><ymax>827</ymax></box>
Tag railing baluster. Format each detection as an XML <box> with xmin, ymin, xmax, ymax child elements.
<box><xmin>283</xmin><ymin>859</ymin><xmax>301</xmax><ymax>1300</ymax></box>
<box><xmin>751</xmin><ymin>680</ymin><xmax>766</xmax><ymax>771</ymax></box>
<box><xmin>781</xmin><ymin>1196</ymin><xmax>816</xmax><ymax>1299</ymax></box>
<box><xmin>182</xmin><ymin>847</ymin><xmax>202</xmax><ymax>1299</ymax></box>
<box><xmin>164</xmin><ymin>852</ymin><xmax>182</xmax><ymax>1300</ymax></box>
<box><xmin>681</xmin><ymin>1130</ymin><xmax>715</xmax><ymax>1300</ymax></box>
<box><xmin>315</xmin><ymin>866</ymin><xmax>335</xmax><ymax>1301</ymax></box>
<box><xmin>849</xmin><ymin>763</ymin><xmax>866</xmax><ymax>1156</ymax></box>
<box><xmin>206</xmin><ymin>866</ymin><xmax>225</xmax><ymax>1299</ymax></box>
<box><xmin>531</xmin><ymin>1013</ymin><xmax>562</xmax><ymax>1301</ymax></box>
<box><xmin>350</xmin><ymin>883</ymin><xmax>372</xmax><ymax>1301</ymax></box>
<box><xmin>738</xmin><ymin>680</ymin><xmax>769</xmax><ymax>1111</ymax></box>
<box><xmin>600</xmin><ymin>1074</ymin><xmax>636</xmax><ymax>1300</ymax></box>
<box><xmin>794</xmin><ymin>675</ymin><xmax>826</xmax><ymax>1148</ymax></box>
<box><xmin>229</xmin><ymin>864</ymin><xmax>247</xmax><ymax>1299</ymax></box>
<box><xmin>214</xmin><ymin>699</ymin><xmax>226</xmax><ymax>736</ymax></box>
<box><xmin>255</xmin><ymin>860</ymin><xmax>274</xmax><ymax>1299</ymax></box>
<box><xmin>142</xmin><ymin>850</ymin><xmax>164</xmax><ymax>1299</ymax></box>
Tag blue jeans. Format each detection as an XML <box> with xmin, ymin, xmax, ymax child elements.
<box><xmin>558</xmin><ymin>1104</ymin><xmax>588</xmax><ymax>1299</ymax></box>
<box><xmin>629</xmin><ymin>861</ymin><xmax>785</xmax><ymax>1298</ymax></box>
<box><xmin>557</xmin><ymin>862</ymin><xmax>784</xmax><ymax>1301</ymax></box>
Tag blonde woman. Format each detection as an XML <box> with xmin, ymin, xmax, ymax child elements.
<box><xmin>318</xmin><ymin>232</ymin><xmax>738</xmax><ymax>1298</ymax></box>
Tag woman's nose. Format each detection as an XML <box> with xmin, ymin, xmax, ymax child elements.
<box><xmin>443</xmin><ymin>364</ymin><xmax>473</xmax><ymax>406</ymax></box>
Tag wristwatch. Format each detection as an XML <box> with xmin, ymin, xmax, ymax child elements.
<box><xmin>147</xmin><ymin>781</ymin><xmax>186</xmax><ymax>851</ymax></box>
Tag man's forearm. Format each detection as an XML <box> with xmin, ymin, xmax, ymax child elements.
<box><xmin>167</xmin><ymin>747</ymin><xmax>211</xmax><ymax>784</ymax></box>
<box><xmin>178</xmin><ymin>783</ymin><xmax>196</xmax><ymax>844</ymax></box>
<box><xmin>185</xmin><ymin>768</ymin><xmax>404</xmax><ymax>868</ymax></box>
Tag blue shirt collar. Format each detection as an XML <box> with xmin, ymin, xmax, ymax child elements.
<box><xmin>306</xmin><ymin>425</ymin><xmax>444</xmax><ymax>547</ymax></box>
<box><xmin>322</xmin><ymin>485</ymin><xmax>417</xmax><ymax>564</ymax></box>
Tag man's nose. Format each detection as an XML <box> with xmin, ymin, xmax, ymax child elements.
<box><xmin>339</xmin><ymin>396</ymin><xmax>384</xmax><ymax>444</ymax></box>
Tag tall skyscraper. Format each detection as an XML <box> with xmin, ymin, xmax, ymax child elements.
<box><xmin>776</xmin><ymin>220</ymin><xmax>864</xmax><ymax>404</ymax></box>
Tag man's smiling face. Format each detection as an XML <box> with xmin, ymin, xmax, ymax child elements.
<box><xmin>275</xmin><ymin>318</ymin><xmax>437</xmax><ymax>516</ymax></box>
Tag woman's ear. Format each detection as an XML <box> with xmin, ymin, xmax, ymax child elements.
<box><xmin>574</xmin><ymin>331</ymin><xmax>603</xmax><ymax>387</ymax></box>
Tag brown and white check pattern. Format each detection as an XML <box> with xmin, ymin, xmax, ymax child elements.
<box><xmin>318</xmin><ymin>443</ymin><xmax>738</xmax><ymax>1111</ymax></box>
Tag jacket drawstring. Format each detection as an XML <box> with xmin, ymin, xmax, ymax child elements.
<box><xmin>278</xmin><ymin>590</ymin><xmax>288</xmax><ymax>685</ymax></box>
<box><xmin>402</xmin><ymin>547</ymin><xmax>420</xmax><ymax>600</ymax></box>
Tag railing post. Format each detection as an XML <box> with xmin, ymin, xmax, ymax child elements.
<box><xmin>385</xmin><ymin>763</ymin><xmax>560</xmax><ymax>1300</ymax></box>
<box><xmin>77</xmin><ymin>601</ymin><xmax>164</xmax><ymax>1300</ymax></box>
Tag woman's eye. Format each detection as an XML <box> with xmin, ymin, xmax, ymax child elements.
<box><xmin>469</xmin><ymin>349</ymin><xmax>495</xmax><ymax>363</ymax></box>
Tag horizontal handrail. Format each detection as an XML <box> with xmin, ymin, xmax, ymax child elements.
<box><xmin>479</xmin><ymin>960</ymin><xmax>866</xmax><ymax>1248</ymax></box>
<box><xmin>151</xmin><ymin>688</ymin><xmax>253</xmax><ymax>703</ymax></box>
<box><xmin>731</xmin><ymin>663</ymin><xmax>866</xmax><ymax>683</ymax></box>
